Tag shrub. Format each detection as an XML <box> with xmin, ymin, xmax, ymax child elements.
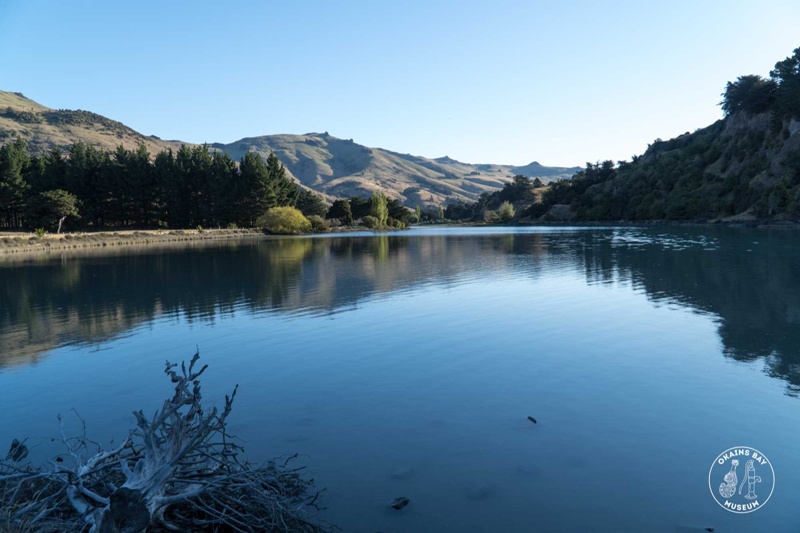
<box><xmin>257</xmin><ymin>207</ymin><xmax>311</xmax><ymax>234</ymax></box>
<box><xmin>498</xmin><ymin>201</ymin><xmax>516</xmax><ymax>222</ymax></box>
<box><xmin>483</xmin><ymin>209</ymin><xmax>499</xmax><ymax>223</ymax></box>
<box><xmin>307</xmin><ymin>215</ymin><xmax>329</xmax><ymax>232</ymax></box>
<box><xmin>361</xmin><ymin>215</ymin><xmax>380</xmax><ymax>229</ymax></box>
<box><xmin>34</xmin><ymin>228</ymin><xmax>46</xmax><ymax>239</ymax></box>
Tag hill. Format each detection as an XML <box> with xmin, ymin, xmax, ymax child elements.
<box><xmin>0</xmin><ymin>91</ymin><xmax>183</xmax><ymax>155</ymax></box>
<box><xmin>0</xmin><ymin>90</ymin><xmax>579</xmax><ymax>207</ymax></box>
<box><xmin>522</xmin><ymin>47</ymin><xmax>800</xmax><ymax>223</ymax></box>
<box><xmin>211</xmin><ymin>133</ymin><xmax>578</xmax><ymax>206</ymax></box>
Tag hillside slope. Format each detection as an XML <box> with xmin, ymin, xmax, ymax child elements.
<box><xmin>212</xmin><ymin>133</ymin><xmax>579</xmax><ymax>206</ymax></box>
<box><xmin>0</xmin><ymin>90</ymin><xmax>579</xmax><ymax>207</ymax></box>
<box><xmin>527</xmin><ymin>47</ymin><xmax>800</xmax><ymax>222</ymax></box>
<box><xmin>0</xmin><ymin>91</ymin><xmax>183</xmax><ymax>155</ymax></box>
<box><xmin>529</xmin><ymin>112</ymin><xmax>800</xmax><ymax>222</ymax></box>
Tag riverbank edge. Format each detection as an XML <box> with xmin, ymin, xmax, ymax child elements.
<box><xmin>0</xmin><ymin>225</ymin><xmax>413</xmax><ymax>255</ymax></box>
<box><xmin>433</xmin><ymin>218</ymin><xmax>800</xmax><ymax>229</ymax></box>
<box><xmin>0</xmin><ymin>228</ymin><xmax>266</xmax><ymax>255</ymax></box>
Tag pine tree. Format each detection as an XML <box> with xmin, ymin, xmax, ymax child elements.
<box><xmin>0</xmin><ymin>138</ymin><xmax>30</xmax><ymax>227</ymax></box>
<box><xmin>266</xmin><ymin>152</ymin><xmax>297</xmax><ymax>207</ymax></box>
<box><xmin>237</xmin><ymin>152</ymin><xmax>274</xmax><ymax>227</ymax></box>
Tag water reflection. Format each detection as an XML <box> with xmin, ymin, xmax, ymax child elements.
<box><xmin>2</xmin><ymin>227</ymin><xmax>799</xmax><ymax>393</ymax></box>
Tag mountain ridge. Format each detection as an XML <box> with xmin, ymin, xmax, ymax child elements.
<box><xmin>0</xmin><ymin>90</ymin><xmax>580</xmax><ymax>206</ymax></box>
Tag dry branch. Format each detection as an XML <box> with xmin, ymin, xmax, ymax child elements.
<box><xmin>0</xmin><ymin>351</ymin><xmax>331</xmax><ymax>533</ymax></box>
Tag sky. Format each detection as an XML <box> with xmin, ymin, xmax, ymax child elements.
<box><xmin>1</xmin><ymin>0</ymin><xmax>799</xmax><ymax>167</ymax></box>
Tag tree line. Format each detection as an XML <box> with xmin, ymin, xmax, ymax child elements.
<box><xmin>0</xmin><ymin>139</ymin><xmax>329</xmax><ymax>231</ymax></box>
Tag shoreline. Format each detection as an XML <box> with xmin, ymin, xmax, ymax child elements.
<box><xmin>3</xmin><ymin>218</ymin><xmax>797</xmax><ymax>257</ymax></box>
<box><xmin>0</xmin><ymin>225</ymin><xmax>410</xmax><ymax>257</ymax></box>
<box><xmin>0</xmin><ymin>228</ymin><xmax>266</xmax><ymax>255</ymax></box>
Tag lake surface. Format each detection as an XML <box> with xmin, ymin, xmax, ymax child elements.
<box><xmin>1</xmin><ymin>226</ymin><xmax>799</xmax><ymax>532</ymax></box>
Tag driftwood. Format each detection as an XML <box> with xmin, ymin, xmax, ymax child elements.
<box><xmin>0</xmin><ymin>352</ymin><xmax>330</xmax><ymax>532</ymax></box>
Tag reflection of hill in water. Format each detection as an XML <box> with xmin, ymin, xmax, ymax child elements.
<box><xmin>2</xmin><ymin>229</ymin><xmax>800</xmax><ymax>394</ymax></box>
<box><xmin>562</xmin><ymin>227</ymin><xmax>800</xmax><ymax>394</ymax></box>
<box><xmin>0</xmin><ymin>236</ymin><xmax>517</xmax><ymax>365</ymax></box>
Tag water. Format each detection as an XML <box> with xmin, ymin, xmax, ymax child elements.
<box><xmin>1</xmin><ymin>226</ymin><xmax>799</xmax><ymax>532</ymax></box>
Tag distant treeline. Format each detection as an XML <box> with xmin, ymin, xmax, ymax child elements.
<box><xmin>0</xmin><ymin>140</ymin><xmax>329</xmax><ymax>230</ymax></box>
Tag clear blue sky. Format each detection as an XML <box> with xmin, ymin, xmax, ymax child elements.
<box><xmin>1</xmin><ymin>0</ymin><xmax>798</xmax><ymax>167</ymax></box>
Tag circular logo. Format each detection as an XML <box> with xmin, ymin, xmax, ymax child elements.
<box><xmin>708</xmin><ymin>446</ymin><xmax>775</xmax><ymax>513</ymax></box>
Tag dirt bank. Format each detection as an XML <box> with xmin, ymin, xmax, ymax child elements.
<box><xmin>0</xmin><ymin>228</ymin><xmax>265</xmax><ymax>255</ymax></box>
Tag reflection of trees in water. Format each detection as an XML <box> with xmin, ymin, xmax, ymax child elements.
<box><xmin>543</xmin><ymin>228</ymin><xmax>800</xmax><ymax>394</ymax></box>
<box><xmin>2</xmin><ymin>229</ymin><xmax>800</xmax><ymax>394</ymax></box>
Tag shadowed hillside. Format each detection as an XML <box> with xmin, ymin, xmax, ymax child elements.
<box><xmin>525</xmin><ymin>47</ymin><xmax>800</xmax><ymax>222</ymax></box>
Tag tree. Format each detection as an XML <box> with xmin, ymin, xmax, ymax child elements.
<box><xmin>236</xmin><ymin>152</ymin><xmax>274</xmax><ymax>227</ymax></box>
<box><xmin>498</xmin><ymin>200</ymin><xmax>515</xmax><ymax>222</ymax></box>
<box><xmin>386</xmin><ymin>198</ymin><xmax>409</xmax><ymax>224</ymax></box>
<box><xmin>720</xmin><ymin>75</ymin><xmax>777</xmax><ymax>116</ymax></box>
<box><xmin>209</xmin><ymin>150</ymin><xmax>239</xmax><ymax>226</ymax></box>
<box><xmin>370</xmin><ymin>191</ymin><xmax>389</xmax><ymax>228</ymax></box>
<box><xmin>499</xmin><ymin>175</ymin><xmax>536</xmax><ymax>203</ymax></box>
<box><xmin>257</xmin><ymin>206</ymin><xmax>311</xmax><ymax>234</ymax></box>
<box><xmin>266</xmin><ymin>152</ymin><xmax>298</xmax><ymax>207</ymax></box>
<box><xmin>154</xmin><ymin>148</ymin><xmax>179</xmax><ymax>227</ymax></box>
<box><xmin>0</xmin><ymin>138</ymin><xmax>30</xmax><ymax>227</ymax></box>
<box><xmin>26</xmin><ymin>189</ymin><xmax>80</xmax><ymax>233</ymax></box>
<box><xmin>66</xmin><ymin>142</ymin><xmax>106</xmax><ymax>227</ymax></box>
<box><xmin>770</xmin><ymin>47</ymin><xmax>800</xmax><ymax>120</ymax></box>
<box><xmin>326</xmin><ymin>199</ymin><xmax>353</xmax><ymax>224</ymax></box>
<box><xmin>349</xmin><ymin>196</ymin><xmax>372</xmax><ymax>219</ymax></box>
<box><xmin>295</xmin><ymin>188</ymin><xmax>328</xmax><ymax>217</ymax></box>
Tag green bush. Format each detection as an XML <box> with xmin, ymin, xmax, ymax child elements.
<box><xmin>34</xmin><ymin>228</ymin><xmax>46</xmax><ymax>239</ymax></box>
<box><xmin>257</xmin><ymin>207</ymin><xmax>311</xmax><ymax>234</ymax></box>
<box><xmin>361</xmin><ymin>215</ymin><xmax>380</xmax><ymax>229</ymax></box>
<box><xmin>498</xmin><ymin>201</ymin><xmax>516</xmax><ymax>222</ymax></box>
<box><xmin>307</xmin><ymin>215</ymin><xmax>329</xmax><ymax>232</ymax></box>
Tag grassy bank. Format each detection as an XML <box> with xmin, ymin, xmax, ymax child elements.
<box><xmin>0</xmin><ymin>228</ymin><xmax>265</xmax><ymax>255</ymax></box>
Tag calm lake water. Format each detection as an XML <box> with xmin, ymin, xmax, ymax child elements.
<box><xmin>1</xmin><ymin>226</ymin><xmax>799</xmax><ymax>532</ymax></box>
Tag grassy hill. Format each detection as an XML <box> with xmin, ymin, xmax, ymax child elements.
<box><xmin>0</xmin><ymin>90</ymin><xmax>579</xmax><ymax>207</ymax></box>
<box><xmin>212</xmin><ymin>133</ymin><xmax>579</xmax><ymax>206</ymax></box>
<box><xmin>0</xmin><ymin>91</ymin><xmax>183</xmax><ymax>155</ymax></box>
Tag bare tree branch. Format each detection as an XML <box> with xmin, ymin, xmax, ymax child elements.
<box><xmin>0</xmin><ymin>351</ymin><xmax>332</xmax><ymax>533</ymax></box>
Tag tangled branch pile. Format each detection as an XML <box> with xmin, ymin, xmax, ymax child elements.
<box><xmin>0</xmin><ymin>352</ymin><xmax>329</xmax><ymax>532</ymax></box>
